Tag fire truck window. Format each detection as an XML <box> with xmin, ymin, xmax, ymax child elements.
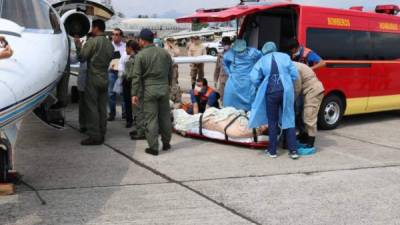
<box><xmin>372</xmin><ymin>32</ymin><xmax>400</xmax><ymax>60</ymax></box>
<box><xmin>352</xmin><ymin>31</ymin><xmax>371</xmax><ymax>60</ymax></box>
<box><xmin>306</xmin><ymin>28</ymin><xmax>354</xmax><ymax>60</ymax></box>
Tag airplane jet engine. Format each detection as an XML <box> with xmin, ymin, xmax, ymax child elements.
<box><xmin>61</xmin><ymin>10</ymin><xmax>91</xmax><ymax>38</ymax></box>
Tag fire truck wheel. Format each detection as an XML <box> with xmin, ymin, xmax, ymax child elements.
<box><xmin>318</xmin><ymin>94</ymin><xmax>344</xmax><ymax>130</ymax></box>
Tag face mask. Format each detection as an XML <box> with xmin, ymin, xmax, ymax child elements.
<box><xmin>194</xmin><ymin>86</ymin><xmax>202</xmax><ymax>92</ymax></box>
<box><xmin>223</xmin><ymin>45</ymin><xmax>230</xmax><ymax>51</ymax></box>
<box><xmin>200</xmin><ymin>87</ymin><xmax>207</xmax><ymax>93</ymax></box>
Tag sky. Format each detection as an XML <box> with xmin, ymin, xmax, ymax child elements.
<box><xmin>110</xmin><ymin>0</ymin><xmax>400</xmax><ymax>18</ymax></box>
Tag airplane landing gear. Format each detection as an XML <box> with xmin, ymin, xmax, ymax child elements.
<box><xmin>0</xmin><ymin>137</ymin><xmax>11</xmax><ymax>183</ymax></box>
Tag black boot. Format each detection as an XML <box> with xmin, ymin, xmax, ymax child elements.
<box><xmin>162</xmin><ymin>143</ymin><xmax>171</xmax><ymax>151</ymax></box>
<box><xmin>297</xmin><ymin>132</ymin><xmax>308</xmax><ymax>144</ymax></box>
<box><xmin>81</xmin><ymin>137</ymin><xmax>104</xmax><ymax>146</ymax></box>
<box><xmin>107</xmin><ymin>113</ymin><xmax>115</xmax><ymax>121</ymax></box>
<box><xmin>131</xmin><ymin>135</ymin><xmax>146</xmax><ymax>140</ymax></box>
<box><xmin>145</xmin><ymin>148</ymin><xmax>159</xmax><ymax>156</ymax></box>
<box><xmin>306</xmin><ymin>136</ymin><xmax>315</xmax><ymax>148</ymax></box>
<box><xmin>125</xmin><ymin>122</ymin><xmax>133</xmax><ymax>128</ymax></box>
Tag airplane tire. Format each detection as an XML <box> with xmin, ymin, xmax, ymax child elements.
<box><xmin>71</xmin><ymin>86</ymin><xmax>79</xmax><ymax>103</ymax></box>
<box><xmin>0</xmin><ymin>147</ymin><xmax>8</xmax><ymax>183</ymax></box>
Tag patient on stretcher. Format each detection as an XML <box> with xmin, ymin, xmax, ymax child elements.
<box><xmin>173</xmin><ymin>107</ymin><xmax>268</xmax><ymax>143</ymax></box>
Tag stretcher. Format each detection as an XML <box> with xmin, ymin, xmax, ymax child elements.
<box><xmin>173</xmin><ymin>108</ymin><xmax>269</xmax><ymax>149</ymax></box>
<box><xmin>175</xmin><ymin>129</ymin><xmax>268</xmax><ymax>149</ymax></box>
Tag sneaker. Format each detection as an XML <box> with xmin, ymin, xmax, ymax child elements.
<box><xmin>289</xmin><ymin>151</ymin><xmax>299</xmax><ymax>160</ymax></box>
<box><xmin>265</xmin><ymin>150</ymin><xmax>277</xmax><ymax>158</ymax></box>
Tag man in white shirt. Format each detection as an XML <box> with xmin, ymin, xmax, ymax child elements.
<box><xmin>108</xmin><ymin>28</ymin><xmax>127</xmax><ymax>121</ymax></box>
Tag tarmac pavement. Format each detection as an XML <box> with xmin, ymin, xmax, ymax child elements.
<box><xmin>1</xmin><ymin>64</ymin><xmax>400</xmax><ymax>225</ymax></box>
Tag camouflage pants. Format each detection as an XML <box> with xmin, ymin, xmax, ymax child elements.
<box><xmin>170</xmin><ymin>64</ymin><xmax>181</xmax><ymax>103</ymax></box>
<box><xmin>190</xmin><ymin>63</ymin><xmax>204</xmax><ymax>85</ymax></box>
<box><xmin>217</xmin><ymin>73</ymin><xmax>228</xmax><ymax>104</ymax></box>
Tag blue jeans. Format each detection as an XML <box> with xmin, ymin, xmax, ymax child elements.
<box><xmin>108</xmin><ymin>70</ymin><xmax>125</xmax><ymax>116</ymax></box>
<box><xmin>266</xmin><ymin>91</ymin><xmax>297</xmax><ymax>155</ymax></box>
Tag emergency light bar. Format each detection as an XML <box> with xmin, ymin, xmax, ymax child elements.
<box><xmin>240</xmin><ymin>0</ymin><xmax>260</xmax><ymax>3</ymax></box>
<box><xmin>196</xmin><ymin>8</ymin><xmax>228</xmax><ymax>13</ymax></box>
<box><xmin>375</xmin><ymin>4</ymin><xmax>400</xmax><ymax>15</ymax></box>
<box><xmin>349</xmin><ymin>6</ymin><xmax>363</xmax><ymax>11</ymax></box>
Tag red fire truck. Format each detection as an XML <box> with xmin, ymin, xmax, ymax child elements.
<box><xmin>177</xmin><ymin>2</ymin><xmax>400</xmax><ymax>129</ymax></box>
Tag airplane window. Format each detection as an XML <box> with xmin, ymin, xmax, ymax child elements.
<box><xmin>0</xmin><ymin>0</ymin><xmax>53</xmax><ymax>32</ymax></box>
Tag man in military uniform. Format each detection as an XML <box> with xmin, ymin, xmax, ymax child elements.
<box><xmin>131</xmin><ymin>29</ymin><xmax>173</xmax><ymax>156</ymax></box>
<box><xmin>294</xmin><ymin>62</ymin><xmax>325</xmax><ymax>149</ymax></box>
<box><xmin>75</xmin><ymin>20</ymin><xmax>114</xmax><ymax>145</ymax></box>
<box><xmin>213</xmin><ymin>37</ymin><xmax>232</xmax><ymax>103</ymax></box>
<box><xmin>164</xmin><ymin>37</ymin><xmax>181</xmax><ymax>103</ymax></box>
<box><xmin>188</xmin><ymin>36</ymin><xmax>206</xmax><ymax>87</ymax></box>
<box><xmin>123</xmin><ymin>40</ymin><xmax>146</xmax><ymax>140</ymax></box>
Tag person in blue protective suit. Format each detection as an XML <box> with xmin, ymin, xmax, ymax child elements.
<box><xmin>249</xmin><ymin>42</ymin><xmax>299</xmax><ymax>159</ymax></box>
<box><xmin>223</xmin><ymin>39</ymin><xmax>262</xmax><ymax>111</ymax></box>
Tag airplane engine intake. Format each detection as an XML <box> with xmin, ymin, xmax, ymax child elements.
<box><xmin>62</xmin><ymin>11</ymin><xmax>91</xmax><ymax>38</ymax></box>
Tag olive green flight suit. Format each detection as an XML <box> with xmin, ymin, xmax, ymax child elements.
<box><xmin>77</xmin><ymin>34</ymin><xmax>114</xmax><ymax>140</ymax></box>
<box><xmin>294</xmin><ymin>62</ymin><xmax>325</xmax><ymax>137</ymax></box>
<box><xmin>125</xmin><ymin>56</ymin><xmax>145</xmax><ymax>137</ymax></box>
<box><xmin>131</xmin><ymin>45</ymin><xmax>173</xmax><ymax>150</ymax></box>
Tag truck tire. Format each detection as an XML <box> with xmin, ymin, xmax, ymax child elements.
<box><xmin>209</xmin><ymin>48</ymin><xmax>218</xmax><ymax>56</ymax></box>
<box><xmin>318</xmin><ymin>94</ymin><xmax>344</xmax><ymax>130</ymax></box>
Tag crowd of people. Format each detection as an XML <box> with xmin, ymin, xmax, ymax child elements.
<box><xmin>73</xmin><ymin>19</ymin><xmax>326</xmax><ymax>159</ymax></box>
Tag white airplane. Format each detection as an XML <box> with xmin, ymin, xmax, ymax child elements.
<box><xmin>0</xmin><ymin>0</ymin><xmax>113</xmax><ymax>182</ymax></box>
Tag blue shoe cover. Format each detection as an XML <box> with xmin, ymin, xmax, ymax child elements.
<box><xmin>296</xmin><ymin>141</ymin><xmax>307</xmax><ymax>149</ymax></box>
<box><xmin>298</xmin><ymin>146</ymin><xmax>316</xmax><ymax>156</ymax></box>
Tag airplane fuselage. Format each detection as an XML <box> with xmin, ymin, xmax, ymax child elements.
<box><xmin>0</xmin><ymin>3</ymin><xmax>69</xmax><ymax>129</ymax></box>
